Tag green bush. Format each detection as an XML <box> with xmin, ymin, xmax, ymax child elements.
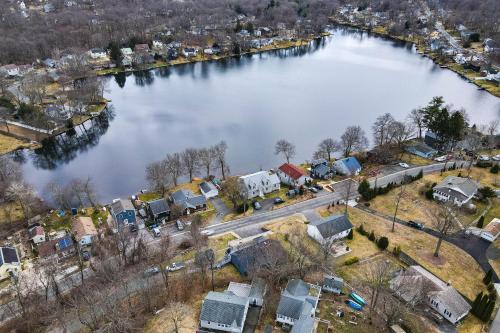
<box><xmin>425</xmin><ymin>188</ymin><xmax>434</xmax><ymax>200</ymax></box>
<box><xmin>491</xmin><ymin>164</ymin><xmax>499</xmax><ymax>174</ymax></box>
<box><xmin>393</xmin><ymin>245</ymin><xmax>401</xmax><ymax>257</ymax></box>
<box><xmin>347</xmin><ymin>229</ymin><xmax>353</xmax><ymax>240</ymax></box>
<box><xmin>377</xmin><ymin>236</ymin><xmax>389</xmax><ymax>250</ymax></box>
<box><xmin>368</xmin><ymin>231</ymin><xmax>375</xmax><ymax>242</ymax></box>
<box><xmin>356</xmin><ymin>224</ymin><xmax>367</xmax><ymax>236</ymax></box>
<box><xmin>477</xmin><ymin>216</ymin><xmax>485</xmax><ymax>228</ymax></box>
<box><xmin>344</xmin><ymin>257</ymin><xmax>359</xmax><ymax>266</ymax></box>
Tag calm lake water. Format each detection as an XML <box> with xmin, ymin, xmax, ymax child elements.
<box><xmin>20</xmin><ymin>28</ymin><xmax>500</xmax><ymax>202</ymax></box>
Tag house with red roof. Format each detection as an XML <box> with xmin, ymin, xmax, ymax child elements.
<box><xmin>277</xmin><ymin>163</ymin><xmax>310</xmax><ymax>187</ymax></box>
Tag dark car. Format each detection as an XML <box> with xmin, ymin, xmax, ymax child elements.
<box><xmin>407</xmin><ymin>220</ymin><xmax>424</xmax><ymax>230</ymax></box>
<box><xmin>309</xmin><ymin>187</ymin><xmax>318</xmax><ymax>193</ymax></box>
<box><xmin>274</xmin><ymin>197</ymin><xmax>284</xmax><ymax>205</ymax></box>
<box><xmin>129</xmin><ymin>224</ymin><xmax>138</xmax><ymax>233</ymax></box>
<box><xmin>314</xmin><ymin>184</ymin><xmax>324</xmax><ymax>190</ymax></box>
<box><xmin>176</xmin><ymin>220</ymin><xmax>185</xmax><ymax>231</ymax></box>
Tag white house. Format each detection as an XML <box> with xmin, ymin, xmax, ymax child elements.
<box><xmin>307</xmin><ymin>214</ymin><xmax>353</xmax><ymax>244</ymax></box>
<box><xmin>1</xmin><ymin>64</ymin><xmax>19</xmax><ymax>77</ymax></box>
<box><xmin>332</xmin><ymin>157</ymin><xmax>362</xmax><ymax>176</ymax></box>
<box><xmin>277</xmin><ymin>163</ymin><xmax>310</xmax><ymax>187</ymax></box>
<box><xmin>480</xmin><ymin>218</ymin><xmax>500</xmax><ymax>242</ymax></box>
<box><xmin>227</xmin><ymin>278</ymin><xmax>266</xmax><ymax>307</ymax></box>
<box><xmin>276</xmin><ymin>279</ymin><xmax>320</xmax><ymax>330</ymax></box>
<box><xmin>239</xmin><ymin>171</ymin><xmax>280</xmax><ymax>200</ymax></box>
<box><xmin>199</xmin><ymin>291</ymin><xmax>249</xmax><ymax>333</ymax></box>
<box><xmin>152</xmin><ymin>40</ymin><xmax>164</xmax><ymax>50</ymax></box>
<box><xmin>182</xmin><ymin>47</ymin><xmax>198</xmax><ymax>57</ymax></box>
<box><xmin>120</xmin><ymin>48</ymin><xmax>133</xmax><ymax>56</ymax></box>
<box><xmin>89</xmin><ymin>48</ymin><xmax>107</xmax><ymax>59</ymax></box>
<box><xmin>71</xmin><ymin>217</ymin><xmax>98</xmax><ymax>246</ymax></box>
<box><xmin>391</xmin><ymin>265</ymin><xmax>471</xmax><ymax>325</ymax></box>
<box><xmin>28</xmin><ymin>225</ymin><xmax>46</xmax><ymax>245</ymax></box>
<box><xmin>432</xmin><ymin>176</ymin><xmax>479</xmax><ymax>207</ymax></box>
<box><xmin>0</xmin><ymin>247</ymin><xmax>20</xmax><ymax>280</ymax></box>
<box><xmin>199</xmin><ymin>181</ymin><xmax>219</xmax><ymax>199</ymax></box>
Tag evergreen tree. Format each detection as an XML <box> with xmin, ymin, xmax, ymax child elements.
<box><xmin>481</xmin><ymin>299</ymin><xmax>495</xmax><ymax>322</ymax></box>
<box><xmin>108</xmin><ymin>42</ymin><xmax>121</xmax><ymax>64</ymax></box>
<box><xmin>484</xmin><ymin>269</ymin><xmax>493</xmax><ymax>285</ymax></box>
<box><xmin>358</xmin><ymin>179</ymin><xmax>371</xmax><ymax>200</ymax></box>
<box><xmin>347</xmin><ymin>229</ymin><xmax>353</xmax><ymax>240</ymax></box>
<box><xmin>368</xmin><ymin>231</ymin><xmax>375</xmax><ymax>242</ymax></box>
<box><xmin>471</xmin><ymin>292</ymin><xmax>483</xmax><ymax>316</ymax></box>
<box><xmin>477</xmin><ymin>216</ymin><xmax>485</xmax><ymax>228</ymax></box>
<box><xmin>476</xmin><ymin>293</ymin><xmax>489</xmax><ymax>318</ymax></box>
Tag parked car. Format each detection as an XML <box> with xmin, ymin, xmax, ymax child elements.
<box><xmin>407</xmin><ymin>220</ymin><xmax>424</xmax><ymax>230</ymax></box>
<box><xmin>152</xmin><ymin>227</ymin><xmax>161</xmax><ymax>237</ymax></box>
<box><xmin>201</xmin><ymin>229</ymin><xmax>214</xmax><ymax>236</ymax></box>
<box><xmin>274</xmin><ymin>197</ymin><xmax>284</xmax><ymax>205</ymax></box>
<box><xmin>176</xmin><ymin>220</ymin><xmax>185</xmax><ymax>231</ymax></box>
<box><xmin>129</xmin><ymin>224</ymin><xmax>138</xmax><ymax>233</ymax></box>
<box><xmin>253</xmin><ymin>201</ymin><xmax>262</xmax><ymax>210</ymax></box>
<box><xmin>398</xmin><ymin>162</ymin><xmax>410</xmax><ymax>168</ymax></box>
<box><xmin>493</xmin><ymin>155</ymin><xmax>500</xmax><ymax>161</ymax></box>
<box><xmin>314</xmin><ymin>184</ymin><xmax>323</xmax><ymax>190</ymax></box>
<box><xmin>479</xmin><ymin>155</ymin><xmax>490</xmax><ymax>161</ymax></box>
<box><xmin>434</xmin><ymin>155</ymin><xmax>447</xmax><ymax>162</ymax></box>
<box><xmin>309</xmin><ymin>187</ymin><xmax>318</xmax><ymax>193</ymax></box>
<box><xmin>167</xmin><ymin>262</ymin><xmax>186</xmax><ymax>272</ymax></box>
<box><xmin>143</xmin><ymin>266</ymin><xmax>161</xmax><ymax>276</ymax></box>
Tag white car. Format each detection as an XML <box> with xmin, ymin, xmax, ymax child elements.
<box><xmin>493</xmin><ymin>155</ymin><xmax>500</xmax><ymax>161</ymax></box>
<box><xmin>398</xmin><ymin>162</ymin><xmax>410</xmax><ymax>168</ymax></box>
<box><xmin>479</xmin><ymin>155</ymin><xmax>490</xmax><ymax>161</ymax></box>
<box><xmin>434</xmin><ymin>156</ymin><xmax>447</xmax><ymax>162</ymax></box>
<box><xmin>167</xmin><ymin>262</ymin><xmax>186</xmax><ymax>272</ymax></box>
<box><xmin>201</xmin><ymin>229</ymin><xmax>214</xmax><ymax>236</ymax></box>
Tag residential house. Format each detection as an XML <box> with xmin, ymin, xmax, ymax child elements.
<box><xmin>71</xmin><ymin>217</ymin><xmax>98</xmax><ymax>246</ymax></box>
<box><xmin>277</xmin><ymin>163</ymin><xmax>310</xmax><ymax>187</ymax></box>
<box><xmin>310</xmin><ymin>159</ymin><xmax>333</xmax><ymax>180</ymax></box>
<box><xmin>89</xmin><ymin>48</ymin><xmax>107</xmax><ymax>59</ymax></box>
<box><xmin>182</xmin><ymin>47</ymin><xmax>198</xmax><ymax>57</ymax></box>
<box><xmin>170</xmin><ymin>189</ymin><xmax>207</xmax><ymax>215</ymax></box>
<box><xmin>43</xmin><ymin>58</ymin><xmax>56</xmax><ymax>68</ymax></box>
<box><xmin>203</xmin><ymin>48</ymin><xmax>214</xmax><ymax>55</ymax></box>
<box><xmin>227</xmin><ymin>278</ymin><xmax>267</xmax><ymax>306</ymax></box>
<box><xmin>199</xmin><ymin>291</ymin><xmax>249</xmax><ymax>333</ymax></box>
<box><xmin>134</xmin><ymin>44</ymin><xmax>150</xmax><ymax>54</ymax></box>
<box><xmin>332</xmin><ymin>157</ymin><xmax>362</xmax><ymax>176</ymax></box>
<box><xmin>322</xmin><ymin>275</ymin><xmax>343</xmax><ymax>294</ymax></box>
<box><xmin>121</xmin><ymin>47</ymin><xmax>133</xmax><ymax>56</ymax></box>
<box><xmin>230</xmin><ymin>238</ymin><xmax>287</xmax><ymax>276</ymax></box>
<box><xmin>200</xmin><ymin>181</ymin><xmax>219</xmax><ymax>199</ymax></box>
<box><xmin>432</xmin><ymin>176</ymin><xmax>479</xmax><ymax>207</ymax></box>
<box><xmin>307</xmin><ymin>214</ymin><xmax>353</xmax><ymax>244</ymax></box>
<box><xmin>147</xmin><ymin>198</ymin><xmax>170</xmax><ymax>221</ymax></box>
<box><xmin>37</xmin><ymin>235</ymin><xmax>76</xmax><ymax>262</ymax></box>
<box><xmin>110</xmin><ymin>199</ymin><xmax>137</xmax><ymax>227</ymax></box>
<box><xmin>28</xmin><ymin>225</ymin><xmax>46</xmax><ymax>245</ymax></box>
<box><xmin>391</xmin><ymin>265</ymin><xmax>471</xmax><ymax>324</ymax></box>
<box><xmin>120</xmin><ymin>48</ymin><xmax>133</xmax><ymax>66</ymax></box>
<box><xmin>276</xmin><ymin>279</ymin><xmax>321</xmax><ymax>331</ymax></box>
<box><xmin>152</xmin><ymin>40</ymin><xmax>164</xmax><ymax>50</ymax></box>
<box><xmin>0</xmin><ymin>247</ymin><xmax>21</xmax><ymax>280</ymax></box>
<box><xmin>238</xmin><ymin>171</ymin><xmax>280</xmax><ymax>200</ymax></box>
<box><xmin>0</xmin><ymin>64</ymin><xmax>19</xmax><ymax>77</ymax></box>
<box><xmin>405</xmin><ymin>142</ymin><xmax>438</xmax><ymax>159</ymax></box>
<box><xmin>480</xmin><ymin>218</ymin><xmax>500</xmax><ymax>242</ymax></box>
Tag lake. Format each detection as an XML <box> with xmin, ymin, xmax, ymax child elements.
<box><xmin>19</xmin><ymin>27</ymin><xmax>500</xmax><ymax>202</ymax></box>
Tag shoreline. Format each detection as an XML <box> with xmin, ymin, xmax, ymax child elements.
<box><xmin>330</xmin><ymin>19</ymin><xmax>500</xmax><ymax>98</ymax></box>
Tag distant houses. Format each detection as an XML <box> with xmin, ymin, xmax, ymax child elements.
<box><xmin>307</xmin><ymin>214</ymin><xmax>353</xmax><ymax>244</ymax></box>
<box><xmin>28</xmin><ymin>225</ymin><xmax>46</xmax><ymax>245</ymax></box>
<box><xmin>37</xmin><ymin>235</ymin><xmax>76</xmax><ymax>262</ymax></box>
<box><xmin>432</xmin><ymin>176</ymin><xmax>479</xmax><ymax>207</ymax></box>
<box><xmin>239</xmin><ymin>171</ymin><xmax>280</xmax><ymax>200</ymax></box>
<box><xmin>332</xmin><ymin>157</ymin><xmax>362</xmax><ymax>176</ymax></box>
<box><xmin>110</xmin><ymin>199</ymin><xmax>137</xmax><ymax>227</ymax></box>
<box><xmin>391</xmin><ymin>265</ymin><xmax>471</xmax><ymax>325</ymax></box>
<box><xmin>277</xmin><ymin>163</ymin><xmax>310</xmax><ymax>187</ymax></box>
<box><xmin>276</xmin><ymin>279</ymin><xmax>321</xmax><ymax>331</ymax></box>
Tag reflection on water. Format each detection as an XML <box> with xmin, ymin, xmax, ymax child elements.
<box><xmin>21</xmin><ymin>27</ymin><xmax>500</xmax><ymax>202</ymax></box>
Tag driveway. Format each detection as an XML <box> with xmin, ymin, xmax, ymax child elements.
<box><xmin>209</xmin><ymin>197</ymin><xmax>231</xmax><ymax>225</ymax></box>
<box><xmin>243</xmin><ymin>306</ymin><xmax>261</xmax><ymax>333</ymax></box>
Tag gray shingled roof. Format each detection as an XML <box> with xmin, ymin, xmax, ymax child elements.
<box><xmin>171</xmin><ymin>189</ymin><xmax>206</xmax><ymax>210</ymax></box>
<box><xmin>249</xmin><ymin>278</ymin><xmax>266</xmax><ymax>299</ymax></box>
<box><xmin>111</xmin><ymin>199</ymin><xmax>134</xmax><ymax>214</ymax></box>
<box><xmin>311</xmin><ymin>214</ymin><xmax>353</xmax><ymax>239</ymax></box>
<box><xmin>286</xmin><ymin>279</ymin><xmax>310</xmax><ymax>297</ymax></box>
<box><xmin>200</xmin><ymin>181</ymin><xmax>215</xmax><ymax>194</ymax></box>
<box><xmin>291</xmin><ymin>314</ymin><xmax>315</xmax><ymax>333</ymax></box>
<box><xmin>434</xmin><ymin>176</ymin><xmax>479</xmax><ymax>201</ymax></box>
<box><xmin>147</xmin><ymin>198</ymin><xmax>170</xmax><ymax>215</ymax></box>
<box><xmin>324</xmin><ymin>275</ymin><xmax>343</xmax><ymax>289</ymax></box>
<box><xmin>277</xmin><ymin>295</ymin><xmax>306</xmax><ymax>320</ymax></box>
<box><xmin>200</xmin><ymin>291</ymin><xmax>248</xmax><ymax>327</ymax></box>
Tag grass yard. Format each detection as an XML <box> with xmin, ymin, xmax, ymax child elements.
<box><xmin>399</xmin><ymin>151</ymin><xmax>435</xmax><ymax>166</ymax></box>
<box><xmin>483</xmin><ymin>198</ymin><xmax>500</xmax><ymax>227</ymax></box>
<box><xmin>171</xmin><ymin>233</ymin><xmax>237</xmax><ymax>263</ymax></box>
<box><xmin>326</xmin><ymin>205</ymin><xmax>486</xmax><ymax>300</ymax></box>
<box><xmin>457</xmin><ymin>315</ymin><xmax>489</xmax><ymax>333</ymax></box>
<box><xmin>0</xmin><ymin>201</ymin><xmax>25</xmax><ymax>224</ymax></box>
<box><xmin>0</xmin><ymin>133</ymin><xmax>38</xmax><ymax>155</ymax></box>
<box><xmin>368</xmin><ymin>169</ymin><xmax>491</xmax><ymax>228</ymax></box>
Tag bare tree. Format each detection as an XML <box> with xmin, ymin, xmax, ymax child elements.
<box><xmin>391</xmin><ymin>121</ymin><xmax>415</xmax><ymax>149</ymax></box>
<box><xmin>392</xmin><ymin>181</ymin><xmax>406</xmax><ymax>232</ymax></box>
<box><xmin>165</xmin><ymin>152</ymin><xmax>183</xmax><ymax>186</ymax></box>
<box><xmin>213</xmin><ymin>140</ymin><xmax>229</xmax><ymax>179</ymax></box>
<box><xmin>373</xmin><ymin>113</ymin><xmax>395</xmax><ymax>146</ymax></box>
<box><xmin>464</xmin><ymin>132</ymin><xmax>482</xmax><ymax>176</ymax></box>
<box><xmin>163</xmin><ymin>302</ymin><xmax>192</xmax><ymax>333</ymax></box>
<box><xmin>275</xmin><ymin>139</ymin><xmax>296</xmax><ymax>163</ymax></box>
<box><xmin>222</xmin><ymin>176</ymin><xmax>244</xmax><ymax>209</ymax></box>
<box><xmin>5</xmin><ymin>181</ymin><xmax>37</xmax><ymax>222</ymax></box>
<box><xmin>486</xmin><ymin>119</ymin><xmax>499</xmax><ymax>152</ymax></box>
<box><xmin>408</xmin><ymin>108</ymin><xmax>425</xmax><ymax>139</ymax></box>
<box><xmin>288</xmin><ymin>230</ymin><xmax>313</xmax><ymax>279</ymax></box>
<box><xmin>427</xmin><ymin>203</ymin><xmax>458</xmax><ymax>257</ymax></box>
<box><xmin>317</xmin><ymin>138</ymin><xmax>340</xmax><ymax>161</ymax></box>
<box><xmin>199</xmin><ymin>146</ymin><xmax>216</xmax><ymax>178</ymax></box>
<box><xmin>340</xmin><ymin>125</ymin><xmax>368</xmax><ymax>157</ymax></box>
<box><xmin>0</xmin><ymin>155</ymin><xmax>22</xmax><ymax>198</ymax></box>
<box><xmin>182</xmin><ymin>148</ymin><xmax>200</xmax><ymax>183</ymax></box>
<box><xmin>145</xmin><ymin>159</ymin><xmax>171</xmax><ymax>196</ymax></box>
<box><xmin>362</xmin><ymin>259</ymin><xmax>393</xmax><ymax>319</ymax></box>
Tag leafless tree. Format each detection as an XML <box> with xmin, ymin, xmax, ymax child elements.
<box><xmin>340</xmin><ymin>125</ymin><xmax>368</xmax><ymax>157</ymax></box>
<box><xmin>163</xmin><ymin>302</ymin><xmax>192</xmax><ymax>333</ymax></box>
<box><xmin>408</xmin><ymin>108</ymin><xmax>425</xmax><ymax>139</ymax></box>
<box><xmin>145</xmin><ymin>159</ymin><xmax>171</xmax><ymax>196</ymax></box>
<box><xmin>317</xmin><ymin>138</ymin><xmax>340</xmax><ymax>161</ymax></box>
<box><xmin>0</xmin><ymin>155</ymin><xmax>23</xmax><ymax>199</ymax></box>
<box><xmin>5</xmin><ymin>181</ymin><xmax>37</xmax><ymax>222</ymax></box>
<box><xmin>427</xmin><ymin>203</ymin><xmax>459</xmax><ymax>257</ymax></box>
<box><xmin>275</xmin><ymin>139</ymin><xmax>296</xmax><ymax>163</ymax></box>
<box><xmin>464</xmin><ymin>132</ymin><xmax>482</xmax><ymax>176</ymax></box>
<box><xmin>222</xmin><ymin>176</ymin><xmax>244</xmax><ymax>209</ymax></box>
<box><xmin>392</xmin><ymin>181</ymin><xmax>406</xmax><ymax>232</ymax></box>
<box><xmin>391</xmin><ymin>121</ymin><xmax>415</xmax><ymax>149</ymax></box>
<box><xmin>199</xmin><ymin>146</ymin><xmax>216</xmax><ymax>178</ymax></box>
<box><xmin>20</xmin><ymin>71</ymin><xmax>49</xmax><ymax>105</ymax></box>
<box><xmin>165</xmin><ymin>152</ymin><xmax>183</xmax><ymax>186</ymax></box>
<box><xmin>486</xmin><ymin>119</ymin><xmax>499</xmax><ymax>152</ymax></box>
<box><xmin>373</xmin><ymin>113</ymin><xmax>396</xmax><ymax>146</ymax></box>
<box><xmin>46</xmin><ymin>180</ymin><xmax>73</xmax><ymax>209</ymax></box>
<box><xmin>288</xmin><ymin>230</ymin><xmax>313</xmax><ymax>278</ymax></box>
<box><xmin>362</xmin><ymin>259</ymin><xmax>393</xmax><ymax>319</ymax></box>
<box><xmin>182</xmin><ymin>148</ymin><xmax>200</xmax><ymax>183</ymax></box>
<box><xmin>154</xmin><ymin>233</ymin><xmax>174</xmax><ymax>294</ymax></box>
<box><xmin>213</xmin><ymin>140</ymin><xmax>229</xmax><ymax>179</ymax></box>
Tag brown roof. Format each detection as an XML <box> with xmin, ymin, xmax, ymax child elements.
<box><xmin>72</xmin><ymin>217</ymin><xmax>97</xmax><ymax>240</ymax></box>
<box><xmin>278</xmin><ymin>163</ymin><xmax>306</xmax><ymax>180</ymax></box>
<box><xmin>483</xmin><ymin>218</ymin><xmax>500</xmax><ymax>236</ymax></box>
<box><xmin>28</xmin><ymin>225</ymin><xmax>45</xmax><ymax>238</ymax></box>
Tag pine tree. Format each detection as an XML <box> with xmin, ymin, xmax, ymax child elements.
<box><xmin>477</xmin><ymin>216</ymin><xmax>485</xmax><ymax>228</ymax></box>
<box><xmin>476</xmin><ymin>293</ymin><xmax>489</xmax><ymax>319</ymax></box>
<box><xmin>483</xmin><ymin>269</ymin><xmax>493</xmax><ymax>285</ymax></box>
<box><xmin>481</xmin><ymin>299</ymin><xmax>495</xmax><ymax>322</ymax></box>
<box><xmin>347</xmin><ymin>229</ymin><xmax>353</xmax><ymax>240</ymax></box>
<box><xmin>471</xmin><ymin>292</ymin><xmax>483</xmax><ymax>316</ymax></box>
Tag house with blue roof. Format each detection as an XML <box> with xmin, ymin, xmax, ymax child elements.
<box><xmin>332</xmin><ymin>157</ymin><xmax>362</xmax><ymax>176</ymax></box>
<box><xmin>405</xmin><ymin>142</ymin><xmax>438</xmax><ymax>159</ymax></box>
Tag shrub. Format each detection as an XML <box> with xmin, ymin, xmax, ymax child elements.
<box><xmin>477</xmin><ymin>216</ymin><xmax>485</xmax><ymax>228</ymax></box>
<box><xmin>393</xmin><ymin>245</ymin><xmax>401</xmax><ymax>257</ymax></box>
<box><xmin>491</xmin><ymin>164</ymin><xmax>499</xmax><ymax>174</ymax></box>
<box><xmin>377</xmin><ymin>236</ymin><xmax>389</xmax><ymax>250</ymax></box>
<box><xmin>368</xmin><ymin>231</ymin><xmax>375</xmax><ymax>242</ymax></box>
<box><xmin>479</xmin><ymin>187</ymin><xmax>496</xmax><ymax>199</ymax></box>
<box><xmin>344</xmin><ymin>257</ymin><xmax>359</xmax><ymax>266</ymax></box>
<box><xmin>457</xmin><ymin>171</ymin><xmax>462</xmax><ymax>177</ymax></box>
<box><xmin>347</xmin><ymin>229</ymin><xmax>353</xmax><ymax>240</ymax></box>
<box><xmin>425</xmin><ymin>188</ymin><xmax>434</xmax><ymax>200</ymax></box>
<box><xmin>178</xmin><ymin>240</ymin><xmax>193</xmax><ymax>250</ymax></box>
<box><xmin>356</xmin><ymin>224</ymin><xmax>367</xmax><ymax>236</ymax></box>
<box><xmin>484</xmin><ymin>269</ymin><xmax>493</xmax><ymax>285</ymax></box>
<box><xmin>284</xmin><ymin>233</ymin><xmax>289</xmax><ymax>242</ymax></box>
